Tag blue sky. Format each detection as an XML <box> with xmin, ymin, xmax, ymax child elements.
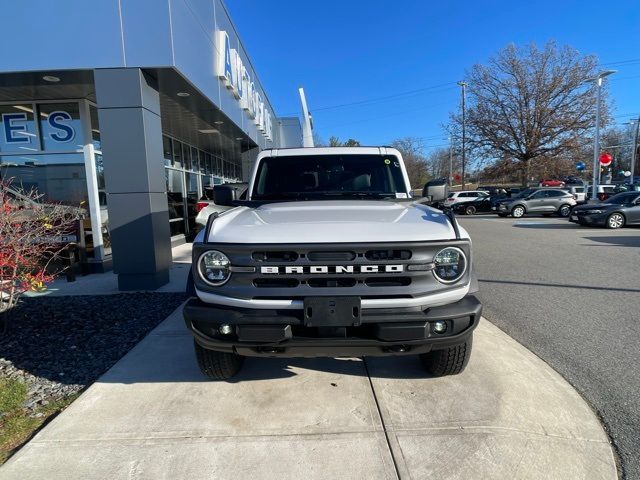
<box><xmin>225</xmin><ymin>0</ymin><xmax>640</xmax><ymax>152</ymax></box>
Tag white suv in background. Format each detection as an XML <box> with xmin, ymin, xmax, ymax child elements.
<box><xmin>443</xmin><ymin>191</ymin><xmax>489</xmax><ymax>207</ymax></box>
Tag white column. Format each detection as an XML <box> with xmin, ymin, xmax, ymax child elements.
<box><xmin>80</xmin><ymin>100</ymin><xmax>104</xmax><ymax>261</ymax></box>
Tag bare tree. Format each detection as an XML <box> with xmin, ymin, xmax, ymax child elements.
<box><xmin>390</xmin><ymin>137</ymin><xmax>429</xmax><ymax>188</ymax></box>
<box><xmin>452</xmin><ymin>42</ymin><xmax>608</xmax><ymax>185</ymax></box>
<box><xmin>426</xmin><ymin>147</ymin><xmax>459</xmax><ymax>180</ymax></box>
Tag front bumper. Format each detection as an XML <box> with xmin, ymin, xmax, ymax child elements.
<box><xmin>569</xmin><ymin>212</ymin><xmax>607</xmax><ymax>225</ymax></box>
<box><xmin>183</xmin><ymin>295</ymin><xmax>482</xmax><ymax>358</ymax></box>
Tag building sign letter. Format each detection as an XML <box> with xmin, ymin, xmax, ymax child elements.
<box><xmin>48</xmin><ymin>111</ymin><xmax>75</xmax><ymax>142</ymax></box>
<box><xmin>2</xmin><ymin>113</ymin><xmax>30</xmax><ymax>144</ymax></box>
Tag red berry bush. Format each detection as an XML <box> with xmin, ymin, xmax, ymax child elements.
<box><xmin>0</xmin><ymin>180</ymin><xmax>80</xmax><ymax>315</ymax></box>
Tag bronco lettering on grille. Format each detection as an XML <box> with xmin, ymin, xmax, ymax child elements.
<box><xmin>260</xmin><ymin>265</ymin><xmax>404</xmax><ymax>274</ymax></box>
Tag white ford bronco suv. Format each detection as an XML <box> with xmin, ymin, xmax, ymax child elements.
<box><xmin>184</xmin><ymin>147</ymin><xmax>481</xmax><ymax>380</ymax></box>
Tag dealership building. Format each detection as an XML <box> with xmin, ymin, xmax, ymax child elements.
<box><xmin>0</xmin><ymin>0</ymin><xmax>302</xmax><ymax>289</ymax></box>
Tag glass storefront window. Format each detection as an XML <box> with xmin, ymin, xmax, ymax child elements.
<box><xmin>163</xmin><ymin>135</ymin><xmax>173</xmax><ymax>166</ymax></box>
<box><xmin>0</xmin><ymin>104</ymin><xmax>39</xmax><ymax>153</ymax></box>
<box><xmin>166</xmin><ymin>168</ymin><xmax>186</xmax><ymax>237</ymax></box>
<box><xmin>191</xmin><ymin>147</ymin><xmax>199</xmax><ymax>172</ymax></box>
<box><xmin>204</xmin><ymin>153</ymin><xmax>212</xmax><ymax>175</ymax></box>
<box><xmin>0</xmin><ymin>153</ymin><xmax>87</xmax><ymax>206</ymax></box>
<box><xmin>38</xmin><ymin>103</ymin><xmax>82</xmax><ymax>152</ymax></box>
<box><xmin>90</xmin><ymin>105</ymin><xmax>101</xmax><ymax>151</ymax></box>
<box><xmin>173</xmin><ymin>140</ymin><xmax>183</xmax><ymax>168</ymax></box>
<box><xmin>184</xmin><ymin>144</ymin><xmax>192</xmax><ymax>171</ymax></box>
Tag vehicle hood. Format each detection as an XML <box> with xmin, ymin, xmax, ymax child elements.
<box><xmin>206</xmin><ymin>200</ymin><xmax>466</xmax><ymax>243</ymax></box>
<box><xmin>573</xmin><ymin>202</ymin><xmax>617</xmax><ymax>211</ymax></box>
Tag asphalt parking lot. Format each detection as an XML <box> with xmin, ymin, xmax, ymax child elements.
<box><xmin>459</xmin><ymin>214</ymin><xmax>640</xmax><ymax>479</ymax></box>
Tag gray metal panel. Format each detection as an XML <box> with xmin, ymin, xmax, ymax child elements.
<box><xmin>95</xmin><ymin>68</ymin><xmax>170</xmax><ymax>290</ymax></box>
<box><xmin>1</xmin><ymin>0</ymin><xmax>124</xmax><ymax>71</ymax></box>
<box><xmin>98</xmin><ymin>108</ymin><xmax>165</xmax><ymax>193</ymax></box>
<box><xmin>94</xmin><ymin>69</ymin><xmax>161</xmax><ymax>115</ymax></box>
<box><xmin>120</xmin><ymin>0</ymin><xmax>173</xmax><ymax>67</ymax></box>
<box><xmin>108</xmin><ymin>192</ymin><xmax>172</xmax><ymax>274</ymax></box>
<box><xmin>278</xmin><ymin>117</ymin><xmax>303</xmax><ymax>148</ymax></box>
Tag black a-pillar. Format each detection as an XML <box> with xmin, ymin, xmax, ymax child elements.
<box><xmin>95</xmin><ymin>68</ymin><xmax>171</xmax><ymax>290</ymax></box>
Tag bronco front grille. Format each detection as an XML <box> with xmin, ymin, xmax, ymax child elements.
<box><xmin>193</xmin><ymin>241</ymin><xmax>471</xmax><ymax>301</ymax></box>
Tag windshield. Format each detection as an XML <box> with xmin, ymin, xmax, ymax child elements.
<box><xmin>606</xmin><ymin>192</ymin><xmax>639</xmax><ymax>204</ymax></box>
<box><xmin>251</xmin><ymin>154</ymin><xmax>408</xmax><ymax>200</ymax></box>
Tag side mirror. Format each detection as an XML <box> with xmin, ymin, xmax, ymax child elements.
<box><xmin>213</xmin><ymin>185</ymin><xmax>237</xmax><ymax>207</ymax></box>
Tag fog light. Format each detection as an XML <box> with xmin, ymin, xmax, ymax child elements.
<box><xmin>433</xmin><ymin>321</ymin><xmax>447</xmax><ymax>334</ymax></box>
<box><xmin>219</xmin><ymin>324</ymin><xmax>233</xmax><ymax>335</ymax></box>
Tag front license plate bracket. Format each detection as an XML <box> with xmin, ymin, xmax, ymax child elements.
<box><xmin>304</xmin><ymin>296</ymin><xmax>361</xmax><ymax>327</ymax></box>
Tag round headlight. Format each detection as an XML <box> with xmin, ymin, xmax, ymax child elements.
<box><xmin>433</xmin><ymin>247</ymin><xmax>467</xmax><ymax>284</ymax></box>
<box><xmin>198</xmin><ymin>250</ymin><xmax>231</xmax><ymax>286</ymax></box>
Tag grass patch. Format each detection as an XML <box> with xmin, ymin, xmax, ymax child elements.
<box><xmin>0</xmin><ymin>379</ymin><xmax>27</xmax><ymax>415</ymax></box>
<box><xmin>0</xmin><ymin>379</ymin><xmax>77</xmax><ymax>465</ymax></box>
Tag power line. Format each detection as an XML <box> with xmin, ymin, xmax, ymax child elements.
<box><xmin>319</xmin><ymin>100</ymin><xmax>451</xmax><ymax>128</ymax></box>
<box><xmin>281</xmin><ymin>81</ymin><xmax>458</xmax><ymax>116</ymax></box>
<box><xmin>600</xmin><ymin>58</ymin><xmax>640</xmax><ymax>67</ymax></box>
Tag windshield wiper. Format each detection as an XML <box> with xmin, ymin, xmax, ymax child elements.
<box><xmin>320</xmin><ymin>191</ymin><xmax>397</xmax><ymax>198</ymax></box>
<box><xmin>252</xmin><ymin>192</ymin><xmax>309</xmax><ymax>200</ymax></box>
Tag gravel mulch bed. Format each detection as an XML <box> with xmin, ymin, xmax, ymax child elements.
<box><xmin>0</xmin><ymin>292</ymin><xmax>187</xmax><ymax>414</ymax></box>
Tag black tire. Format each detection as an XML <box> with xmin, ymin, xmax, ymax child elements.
<box><xmin>465</xmin><ymin>205</ymin><xmax>477</xmax><ymax>215</ymax></box>
<box><xmin>511</xmin><ymin>205</ymin><xmax>525</xmax><ymax>218</ymax></box>
<box><xmin>557</xmin><ymin>204</ymin><xmax>572</xmax><ymax>217</ymax></box>
<box><xmin>420</xmin><ymin>335</ymin><xmax>473</xmax><ymax>377</ymax></box>
<box><xmin>194</xmin><ymin>341</ymin><xmax>244</xmax><ymax>380</ymax></box>
<box><xmin>606</xmin><ymin>212</ymin><xmax>625</xmax><ymax>229</ymax></box>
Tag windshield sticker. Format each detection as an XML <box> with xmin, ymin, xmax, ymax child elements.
<box><xmin>395</xmin><ymin>192</ymin><xmax>408</xmax><ymax>198</ymax></box>
<box><xmin>394</xmin><ymin>161</ymin><xmax>400</xmax><ymax>167</ymax></box>
<box><xmin>384</xmin><ymin>158</ymin><xmax>391</xmax><ymax>165</ymax></box>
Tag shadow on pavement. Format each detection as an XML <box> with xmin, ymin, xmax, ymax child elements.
<box><xmin>479</xmin><ymin>278</ymin><xmax>640</xmax><ymax>293</ymax></box>
<box><xmin>512</xmin><ymin>222</ymin><xmax>582</xmax><ymax>229</ymax></box>
<box><xmin>99</xmin><ymin>332</ymin><xmax>439</xmax><ymax>384</ymax></box>
<box><xmin>583</xmin><ymin>236</ymin><xmax>640</xmax><ymax>247</ymax></box>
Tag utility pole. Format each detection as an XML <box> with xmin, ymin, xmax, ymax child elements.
<box><xmin>448</xmin><ymin>136</ymin><xmax>453</xmax><ymax>186</ymax></box>
<box><xmin>631</xmin><ymin>117</ymin><xmax>639</xmax><ymax>183</ymax></box>
<box><xmin>457</xmin><ymin>81</ymin><xmax>467</xmax><ymax>189</ymax></box>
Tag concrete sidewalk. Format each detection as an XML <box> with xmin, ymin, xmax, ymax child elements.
<box><xmin>25</xmin><ymin>243</ymin><xmax>192</xmax><ymax>296</ymax></box>
<box><xmin>0</xmin><ymin>307</ymin><xmax>617</xmax><ymax>479</ymax></box>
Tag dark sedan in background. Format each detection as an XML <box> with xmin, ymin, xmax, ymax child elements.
<box><xmin>452</xmin><ymin>195</ymin><xmax>505</xmax><ymax>215</ymax></box>
<box><xmin>570</xmin><ymin>191</ymin><xmax>640</xmax><ymax>229</ymax></box>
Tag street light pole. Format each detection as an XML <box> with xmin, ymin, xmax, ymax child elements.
<box><xmin>631</xmin><ymin>117</ymin><xmax>639</xmax><ymax>183</ymax></box>
<box><xmin>590</xmin><ymin>70</ymin><xmax>616</xmax><ymax>200</ymax></box>
<box><xmin>448</xmin><ymin>136</ymin><xmax>453</xmax><ymax>186</ymax></box>
<box><xmin>458</xmin><ymin>81</ymin><xmax>467</xmax><ymax>190</ymax></box>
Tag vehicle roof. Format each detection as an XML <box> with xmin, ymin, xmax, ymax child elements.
<box><xmin>257</xmin><ymin>146</ymin><xmax>402</xmax><ymax>158</ymax></box>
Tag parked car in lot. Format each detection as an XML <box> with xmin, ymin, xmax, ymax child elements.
<box><xmin>452</xmin><ymin>195</ymin><xmax>505</xmax><ymax>215</ymax></box>
<box><xmin>586</xmin><ymin>184</ymin><xmax>617</xmax><ymax>201</ymax></box>
<box><xmin>195</xmin><ymin>183</ymin><xmax>248</xmax><ymax>230</ymax></box>
<box><xmin>561</xmin><ymin>185</ymin><xmax>587</xmax><ymax>203</ymax></box>
<box><xmin>494</xmin><ymin>188</ymin><xmax>576</xmax><ymax>217</ymax></box>
<box><xmin>570</xmin><ymin>191</ymin><xmax>640</xmax><ymax>229</ymax></box>
<box><xmin>539</xmin><ymin>179</ymin><xmax>565</xmax><ymax>187</ymax></box>
<box><xmin>477</xmin><ymin>185</ymin><xmax>507</xmax><ymax>196</ymax></box>
<box><xmin>443</xmin><ymin>190</ymin><xmax>489</xmax><ymax>207</ymax></box>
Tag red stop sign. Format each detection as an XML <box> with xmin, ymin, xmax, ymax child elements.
<box><xmin>599</xmin><ymin>152</ymin><xmax>613</xmax><ymax>166</ymax></box>
<box><xmin>454</xmin><ymin>174</ymin><xmax>461</xmax><ymax>182</ymax></box>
